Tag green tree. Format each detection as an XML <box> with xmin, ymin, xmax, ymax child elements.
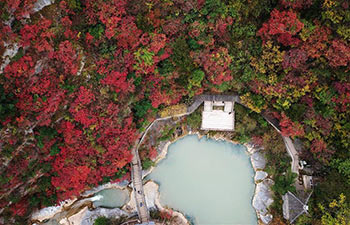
<box><xmin>188</xmin><ymin>69</ymin><xmax>205</xmax><ymax>89</ymax></box>
<box><xmin>88</xmin><ymin>23</ymin><xmax>105</xmax><ymax>40</ymax></box>
<box><xmin>271</xmin><ymin>167</ymin><xmax>297</xmax><ymax>195</ymax></box>
<box><xmin>133</xmin><ymin>99</ymin><xmax>152</xmax><ymax>120</ymax></box>
<box><xmin>186</xmin><ymin>110</ymin><xmax>202</xmax><ymax>129</ymax></box>
<box><xmin>171</xmin><ymin>37</ymin><xmax>196</xmax><ymax>85</ymax></box>
<box><xmin>331</xmin><ymin>159</ymin><xmax>350</xmax><ymax>184</ymax></box>
<box><xmin>0</xmin><ymin>84</ymin><xmax>17</xmax><ymax>125</ymax></box>
<box><xmin>142</xmin><ymin>158</ymin><xmax>155</xmax><ymax>170</ymax></box>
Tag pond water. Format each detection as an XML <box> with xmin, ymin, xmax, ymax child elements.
<box><xmin>93</xmin><ymin>188</ymin><xmax>129</xmax><ymax>208</ymax></box>
<box><xmin>148</xmin><ymin>135</ymin><xmax>257</xmax><ymax>225</ymax></box>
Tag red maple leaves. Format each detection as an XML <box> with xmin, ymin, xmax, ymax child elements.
<box><xmin>280</xmin><ymin>113</ymin><xmax>305</xmax><ymax>138</ymax></box>
<box><xmin>258</xmin><ymin>9</ymin><xmax>304</xmax><ymax>46</ymax></box>
<box><xmin>101</xmin><ymin>71</ymin><xmax>134</xmax><ymax>94</ymax></box>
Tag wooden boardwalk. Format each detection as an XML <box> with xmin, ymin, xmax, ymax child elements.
<box><xmin>131</xmin><ymin>140</ymin><xmax>150</xmax><ymax>223</ymax></box>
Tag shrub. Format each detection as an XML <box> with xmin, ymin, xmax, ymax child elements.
<box><xmin>186</xmin><ymin>110</ymin><xmax>202</xmax><ymax>129</ymax></box>
<box><xmin>94</xmin><ymin>216</ymin><xmax>111</xmax><ymax>225</ymax></box>
<box><xmin>142</xmin><ymin>158</ymin><xmax>155</xmax><ymax>170</ymax></box>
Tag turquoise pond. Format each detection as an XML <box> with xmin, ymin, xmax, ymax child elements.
<box><xmin>93</xmin><ymin>188</ymin><xmax>129</xmax><ymax>208</ymax></box>
<box><xmin>148</xmin><ymin>135</ymin><xmax>257</xmax><ymax>225</ymax></box>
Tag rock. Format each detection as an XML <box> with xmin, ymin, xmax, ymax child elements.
<box><xmin>144</xmin><ymin>181</ymin><xmax>158</xmax><ymax>209</ymax></box>
<box><xmin>245</xmin><ymin>143</ymin><xmax>256</xmax><ymax>154</ymax></box>
<box><xmin>80</xmin><ymin>207</ymin><xmax>129</xmax><ymax>225</ymax></box>
<box><xmin>35</xmin><ymin>60</ymin><xmax>44</xmax><ymax>74</ymax></box>
<box><xmin>31</xmin><ymin>199</ymin><xmax>76</xmax><ymax>222</ymax></box>
<box><xmin>260</xmin><ymin>213</ymin><xmax>273</xmax><ymax>224</ymax></box>
<box><xmin>245</xmin><ymin>142</ymin><xmax>264</xmax><ymax>155</ymax></box>
<box><xmin>33</xmin><ymin>0</ymin><xmax>55</xmax><ymax>12</ymax></box>
<box><xmin>254</xmin><ymin>171</ymin><xmax>268</xmax><ymax>183</ymax></box>
<box><xmin>1</xmin><ymin>42</ymin><xmax>19</xmax><ymax>73</ymax></box>
<box><xmin>252</xmin><ymin>179</ymin><xmax>274</xmax><ymax>216</ymax></box>
<box><xmin>60</xmin><ymin>206</ymin><xmax>89</xmax><ymax>225</ymax></box>
<box><xmin>251</xmin><ymin>151</ymin><xmax>266</xmax><ymax>170</ymax></box>
<box><xmin>60</xmin><ymin>206</ymin><xmax>129</xmax><ymax>225</ymax></box>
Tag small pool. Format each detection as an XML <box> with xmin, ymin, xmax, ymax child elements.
<box><xmin>148</xmin><ymin>135</ymin><xmax>257</xmax><ymax>225</ymax></box>
<box><xmin>93</xmin><ymin>188</ymin><xmax>129</xmax><ymax>208</ymax></box>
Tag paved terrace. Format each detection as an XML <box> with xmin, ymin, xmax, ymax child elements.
<box><xmin>201</xmin><ymin>101</ymin><xmax>235</xmax><ymax>131</ymax></box>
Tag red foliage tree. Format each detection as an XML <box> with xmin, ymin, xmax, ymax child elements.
<box><xmin>333</xmin><ymin>82</ymin><xmax>350</xmax><ymax>112</ymax></box>
<box><xmin>192</xmin><ymin>47</ymin><xmax>233</xmax><ymax>88</ymax></box>
<box><xmin>101</xmin><ymin>71</ymin><xmax>134</xmax><ymax>94</ymax></box>
<box><xmin>149</xmin><ymin>147</ymin><xmax>158</xmax><ymax>160</ymax></box>
<box><xmin>49</xmin><ymin>40</ymin><xmax>80</xmax><ymax>75</ymax></box>
<box><xmin>310</xmin><ymin>139</ymin><xmax>334</xmax><ymax>161</ymax></box>
<box><xmin>282</xmin><ymin>49</ymin><xmax>308</xmax><ymax>71</ymax></box>
<box><xmin>280</xmin><ymin>113</ymin><xmax>305</xmax><ymax>137</ymax></box>
<box><xmin>51</xmin><ymin>163</ymin><xmax>92</xmax><ymax>199</ymax></box>
<box><xmin>258</xmin><ymin>9</ymin><xmax>304</xmax><ymax>46</ymax></box>
<box><xmin>326</xmin><ymin>40</ymin><xmax>350</xmax><ymax>67</ymax></box>
<box><xmin>75</xmin><ymin>86</ymin><xmax>96</xmax><ymax>105</ymax></box>
<box><xmin>10</xmin><ymin>199</ymin><xmax>28</xmax><ymax>217</ymax></box>
<box><xmin>280</xmin><ymin>0</ymin><xmax>313</xmax><ymax>9</ymax></box>
<box><xmin>84</xmin><ymin>0</ymin><xmax>127</xmax><ymax>39</ymax></box>
<box><xmin>302</xmin><ymin>25</ymin><xmax>331</xmax><ymax>58</ymax></box>
<box><xmin>5</xmin><ymin>0</ymin><xmax>37</xmax><ymax>19</ymax></box>
<box><xmin>116</xmin><ymin>17</ymin><xmax>142</xmax><ymax>50</ymax></box>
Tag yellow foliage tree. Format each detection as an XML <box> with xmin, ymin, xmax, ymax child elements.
<box><xmin>159</xmin><ymin>104</ymin><xmax>187</xmax><ymax>118</ymax></box>
<box><xmin>250</xmin><ymin>41</ymin><xmax>285</xmax><ymax>79</ymax></box>
<box><xmin>319</xmin><ymin>193</ymin><xmax>350</xmax><ymax>225</ymax></box>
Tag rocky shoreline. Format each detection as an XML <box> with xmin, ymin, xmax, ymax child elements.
<box><xmin>205</xmin><ymin>134</ymin><xmax>274</xmax><ymax>224</ymax></box>
<box><xmin>31</xmin><ymin>182</ymin><xmax>131</xmax><ymax>224</ymax></box>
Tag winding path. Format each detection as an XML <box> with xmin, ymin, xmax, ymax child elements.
<box><xmin>130</xmin><ymin>94</ymin><xmax>300</xmax><ymax>223</ymax></box>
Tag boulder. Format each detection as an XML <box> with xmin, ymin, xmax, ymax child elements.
<box><xmin>260</xmin><ymin>213</ymin><xmax>273</xmax><ymax>224</ymax></box>
<box><xmin>252</xmin><ymin>179</ymin><xmax>274</xmax><ymax>217</ymax></box>
<box><xmin>254</xmin><ymin>171</ymin><xmax>268</xmax><ymax>183</ymax></box>
<box><xmin>33</xmin><ymin>0</ymin><xmax>55</xmax><ymax>12</ymax></box>
<box><xmin>251</xmin><ymin>151</ymin><xmax>266</xmax><ymax>170</ymax></box>
<box><xmin>80</xmin><ymin>207</ymin><xmax>129</xmax><ymax>225</ymax></box>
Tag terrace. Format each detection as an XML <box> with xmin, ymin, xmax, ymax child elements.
<box><xmin>201</xmin><ymin>101</ymin><xmax>235</xmax><ymax>131</ymax></box>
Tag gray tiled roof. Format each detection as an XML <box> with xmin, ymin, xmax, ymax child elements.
<box><xmin>282</xmin><ymin>191</ymin><xmax>311</xmax><ymax>223</ymax></box>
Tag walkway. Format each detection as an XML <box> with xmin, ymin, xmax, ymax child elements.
<box><xmin>130</xmin><ymin>117</ymin><xmax>180</xmax><ymax>223</ymax></box>
<box><xmin>282</xmin><ymin>136</ymin><xmax>299</xmax><ymax>174</ymax></box>
<box><xmin>131</xmin><ymin>140</ymin><xmax>150</xmax><ymax>223</ymax></box>
<box><xmin>130</xmin><ymin>94</ymin><xmax>300</xmax><ymax>223</ymax></box>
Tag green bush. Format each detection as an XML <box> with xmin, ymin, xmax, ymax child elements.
<box><xmin>171</xmin><ymin>37</ymin><xmax>196</xmax><ymax>78</ymax></box>
<box><xmin>88</xmin><ymin>24</ymin><xmax>105</xmax><ymax>40</ymax></box>
<box><xmin>271</xmin><ymin>168</ymin><xmax>297</xmax><ymax>196</ymax></box>
<box><xmin>188</xmin><ymin>69</ymin><xmax>205</xmax><ymax>89</ymax></box>
<box><xmin>186</xmin><ymin>110</ymin><xmax>202</xmax><ymax>129</ymax></box>
<box><xmin>142</xmin><ymin>158</ymin><xmax>155</xmax><ymax>170</ymax></box>
<box><xmin>0</xmin><ymin>85</ymin><xmax>17</xmax><ymax>124</ymax></box>
<box><xmin>94</xmin><ymin>216</ymin><xmax>111</xmax><ymax>225</ymax></box>
<box><xmin>67</xmin><ymin>0</ymin><xmax>82</xmax><ymax>11</ymax></box>
<box><xmin>11</xmin><ymin>48</ymin><xmax>24</xmax><ymax>62</ymax></box>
